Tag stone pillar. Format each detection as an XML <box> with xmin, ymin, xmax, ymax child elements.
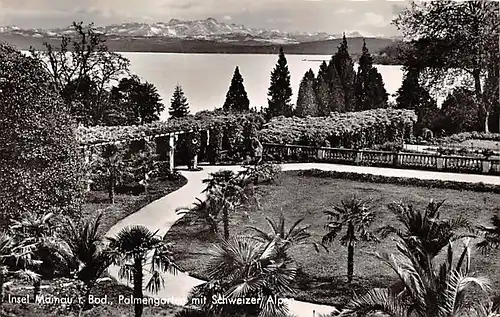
<box><xmin>192</xmin><ymin>154</ymin><xmax>198</xmax><ymax>169</ymax></box>
<box><xmin>169</xmin><ymin>134</ymin><xmax>175</xmax><ymax>171</ymax></box>
<box><xmin>354</xmin><ymin>150</ymin><xmax>363</xmax><ymax>164</ymax></box>
<box><xmin>482</xmin><ymin>159</ymin><xmax>491</xmax><ymax>174</ymax></box>
<box><xmin>437</xmin><ymin>157</ymin><xmax>445</xmax><ymax>170</ymax></box>
<box><xmin>317</xmin><ymin>148</ymin><xmax>324</xmax><ymax>160</ymax></box>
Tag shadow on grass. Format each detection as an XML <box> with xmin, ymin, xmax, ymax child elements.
<box><xmin>293</xmin><ymin>269</ymin><xmax>395</xmax><ymax>307</ymax></box>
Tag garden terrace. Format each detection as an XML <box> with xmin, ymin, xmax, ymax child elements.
<box><xmin>257</xmin><ymin>108</ymin><xmax>417</xmax><ymax>148</ymax></box>
<box><xmin>166</xmin><ymin>170</ymin><xmax>500</xmax><ymax>308</ymax></box>
<box><xmin>262</xmin><ymin>143</ymin><xmax>500</xmax><ymax>175</ymax></box>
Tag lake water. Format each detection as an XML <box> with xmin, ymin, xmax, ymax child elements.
<box><xmin>122</xmin><ymin>53</ymin><xmax>405</xmax><ymax>120</ymax></box>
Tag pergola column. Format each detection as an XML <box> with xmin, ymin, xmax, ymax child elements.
<box><xmin>169</xmin><ymin>133</ymin><xmax>175</xmax><ymax>171</ymax></box>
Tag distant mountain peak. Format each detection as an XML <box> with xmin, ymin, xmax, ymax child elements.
<box><xmin>0</xmin><ymin>18</ymin><xmax>389</xmax><ymax>45</ymax></box>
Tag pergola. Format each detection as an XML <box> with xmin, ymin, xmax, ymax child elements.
<box><xmin>78</xmin><ymin>128</ymin><xmax>211</xmax><ymax>171</ymax></box>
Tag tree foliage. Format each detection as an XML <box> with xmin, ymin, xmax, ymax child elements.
<box><xmin>109</xmin><ymin>75</ymin><xmax>164</xmax><ymax>125</ymax></box>
<box><xmin>333</xmin><ymin>34</ymin><xmax>357</xmax><ymax>112</ymax></box>
<box><xmin>267</xmin><ymin>47</ymin><xmax>293</xmax><ymax>118</ymax></box>
<box><xmin>354</xmin><ymin>40</ymin><xmax>388</xmax><ymax>111</ymax></box>
<box><xmin>188</xmin><ymin>236</ymin><xmax>298</xmax><ymax>317</ymax></box>
<box><xmin>295</xmin><ymin>69</ymin><xmax>319</xmax><ymax>117</ymax></box>
<box><xmin>393</xmin><ymin>0</ymin><xmax>500</xmax><ymax>132</ymax></box>
<box><xmin>169</xmin><ymin>84</ymin><xmax>190</xmax><ymax>118</ymax></box>
<box><xmin>322</xmin><ymin>196</ymin><xmax>378</xmax><ymax>283</ymax></box>
<box><xmin>223</xmin><ymin>66</ymin><xmax>250</xmax><ymax>112</ymax></box>
<box><xmin>0</xmin><ymin>44</ymin><xmax>83</xmax><ymax>227</ymax></box>
<box><xmin>108</xmin><ymin>226</ymin><xmax>181</xmax><ymax>317</ymax></box>
<box><xmin>30</xmin><ymin>22</ymin><xmax>130</xmax><ymax>126</ymax></box>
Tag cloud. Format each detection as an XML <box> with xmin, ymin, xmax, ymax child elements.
<box><xmin>335</xmin><ymin>8</ymin><xmax>354</xmax><ymax>14</ymax></box>
<box><xmin>360</xmin><ymin>12</ymin><xmax>387</xmax><ymax>27</ymax></box>
<box><xmin>223</xmin><ymin>15</ymin><xmax>232</xmax><ymax>20</ymax></box>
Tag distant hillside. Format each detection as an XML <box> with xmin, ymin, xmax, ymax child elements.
<box><xmin>0</xmin><ymin>34</ymin><xmax>401</xmax><ymax>64</ymax></box>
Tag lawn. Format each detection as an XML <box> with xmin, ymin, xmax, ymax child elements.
<box><xmin>166</xmin><ymin>170</ymin><xmax>500</xmax><ymax>308</ymax></box>
<box><xmin>1</xmin><ymin>175</ymin><xmax>189</xmax><ymax>317</ymax></box>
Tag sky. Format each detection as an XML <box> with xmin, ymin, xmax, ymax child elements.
<box><xmin>0</xmin><ymin>0</ymin><xmax>409</xmax><ymax>37</ymax></box>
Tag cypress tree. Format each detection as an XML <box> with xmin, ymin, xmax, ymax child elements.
<box><xmin>355</xmin><ymin>40</ymin><xmax>388</xmax><ymax>110</ymax></box>
<box><xmin>169</xmin><ymin>84</ymin><xmax>190</xmax><ymax>118</ymax></box>
<box><xmin>267</xmin><ymin>47</ymin><xmax>293</xmax><ymax>118</ymax></box>
<box><xmin>223</xmin><ymin>66</ymin><xmax>250</xmax><ymax>112</ymax></box>
<box><xmin>333</xmin><ymin>34</ymin><xmax>356</xmax><ymax>112</ymax></box>
<box><xmin>396</xmin><ymin>68</ymin><xmax>430</xmax><ymax>110</ymax></box>
<box><xmin>327</xmin><ymin>59</ymin><xmax>346</xmax><ymax>113</ymax></box>
<box><xmin>315</xmin><ymin>59</ymin><xmax>345</xmax><ymax>116</ymax></box>
<box><xmin>295</xmin><ymin>69</ymin><xmax>319</xmax><ymax>117</ymax></box>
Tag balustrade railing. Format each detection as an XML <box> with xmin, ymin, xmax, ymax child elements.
<box><xmin>262</xmin><ymin>143</ymin><xmax>500</xmax><ymax>175</ymax></box>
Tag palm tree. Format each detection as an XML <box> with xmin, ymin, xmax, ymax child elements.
<box><xmin>62</xmin><ymin>213</ymin><xmax>112</xmax><ymax>310</ymax></box>
<box><xmin>188</xmin><ymin>236</ymin><xmax>297</xmax><ymax>317</ymax></box>
<box><xmin>176</xmin><ymin>197</ymin><xmax>222</xmax><ymax>235</ymax></box>
<box><xmin>477</xmin><ymin>210</ymin><xmax>500</xmax><ymax>252</ymax></box>
<box><xmin>91</xmin><ymin>144</ymin><xmax>128</xmax><ymax>204</ymax></box>
<box><xmin>10</xmin><ymin>212</ymin><xmax>73</xmax><ymax>298</ymax></box>
<box><xmin>322</xmin><ymin>196</ymin><xmax>378</xmax><ymax>283</ymax></box>
<box><xmin>246</xmin><ymin>212</ymin><xmax>324</xmax><ymax>257</ymax></box>
<box><xmin>108</xmin><ymin>225</ymin><xmax>181</xmax><ymax>317</ymax></box>
<box><xmin>338</xmin><ymin>238</ymin><xmax>497</xmax><ymax>317</ymax></box>
<box><xmin>378</xmin><ymin>199</ymin><xmax>472</xmax><ymax>272</ymax></box>
<box><xmin>0</xmin><ymin>233</ymin><xmax>40</xmax><ymax>304</ymax></box>
<box><xmin>202</xmin><ymin>170</ymin><xmax>249</xmax><ymax>240</ymax></box>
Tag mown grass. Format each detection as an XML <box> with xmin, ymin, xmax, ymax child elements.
<box><xmin>1</xmin><ymin>175</ymin><xmax>188</xmax><ymax>317</ymax></box>
<box><xmin>166</xmin><ymin>170</ymin><xmax>500</xmax><ymax>308</ymax></box>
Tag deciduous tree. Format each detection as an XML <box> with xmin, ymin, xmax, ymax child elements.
<box><xmin>30</xmin><ymin>22</ymin><xmax>130</xmax><ymax>126</ymax></box>
<box><xmin>393</xmin><ymin>0</ymin><xmax>500</xmax><ymax>132</ymax></box>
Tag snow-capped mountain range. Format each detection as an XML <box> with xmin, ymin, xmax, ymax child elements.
<box><xmin>0</xmin><ymin>18</ymin><xmax>378</xmax><ymax>44</ymax></box>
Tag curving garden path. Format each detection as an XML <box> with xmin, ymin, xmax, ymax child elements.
<box><xmin>106</xmin><ymin>163</ymin><xmax>500</xmax><ymax>317</ymax></box>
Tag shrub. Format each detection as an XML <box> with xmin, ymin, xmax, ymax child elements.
<box><xmin>258</xmin><ymin>109</ymin><xmax>416</xmax><ymax>148</ymax></box>
<box><xmin>241</xmin><ymin>163</ymin><xmax>283</xmax><ymax>185</ymax></box>
<box><xmin>0</xmin><ymin>44</ymin><xmax>83</xmax><ymax>226</ymax></box>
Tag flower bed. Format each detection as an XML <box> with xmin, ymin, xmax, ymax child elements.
<box><xmin>257</xmin><ymin>109</ymin><xmax>417</xmax><ymax>148</ymax></box>
<box><xmin>297</xmin><ymin>169</ymin><xmax>500</xmax><ymax>193</ymax></box>
<box><xmin>438</xmin><ymin>132</ymin><xmax>500</xmax><ymax>144</ymax></box>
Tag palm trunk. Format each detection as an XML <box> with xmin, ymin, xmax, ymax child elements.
<box><xmin>133</xmin><ymin>258</ymin><xmax>144</xmax><ymax>317</ymax></box>
<box><xmin>83</xmin><ymin>284</ymin><xmax>93</xmax><ymax>310</ymax></box>
<box><xmin>0</xmin><ymin>277</ymin><xmax>4</xmax><ymax>304</ymax></box>
<box><xmin>109</xmin><ymin>176</ymin><xmax>115</xmax><ymax>204</ymax></box>
<box><xmin>347</xmin><ymin>242</ymin><xmax>354</xmax><ymax>283</ymax></box>
<box><xmin>33</xmin><ymin>280</ymin><xmax>41</xmax><ymax>299</ymax></box>
<box><xmin>223</xmin><ymin>206</ymin><xmax>229</xmax><ymax>240</ymax></box>
<box><xmin>347</xmin><ymin>222</ymin><xmax>355</xmax><ymax>283</ymax></box>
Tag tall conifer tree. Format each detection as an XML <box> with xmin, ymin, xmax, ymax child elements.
<box><xmin>169</xmin><ymin>84</ymin><xmax>190</xmax><ymax>118</ymax></box>
<box><xmin>333</xmin><ymin>34</ymin><xmax>356</xmax><ymax>112</ymax></box>
<box><xmin>223</xmin><ymin>66</ymin><xmax>250</xmax><ymax>112</ymax></box>
<box><xmin>267</xmin><ymin>47</ymin><xmax>293</xmax><ymax>118</ymax></box>
<box><xmin>355</xmin><ymin>40</ymin><xmax>388</xmax><ymax>110</ymax></box>
<box><xmin>296</xmin><ymin>69</ymin><xmax>319</xmax><ymax>117</ymax></box>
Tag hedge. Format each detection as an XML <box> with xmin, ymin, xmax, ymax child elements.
<box><xmin>438</xmin><ymin>132</ymin><xmax>500</xmax><ymax>144</ymax></box>
<box><xmin>77</xmin><ymin>110</ymin><xmax>265</xmax><ymax>146</ymax></box>
<box><xmin>258</xmin><ymin>109</ymin><xmax>417</xmax><ymax>148</ymax></box>
<box><xmin>296</xmin><ymin>169</ymin><xmax>500</xmax><ymax>193</ymax></box>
